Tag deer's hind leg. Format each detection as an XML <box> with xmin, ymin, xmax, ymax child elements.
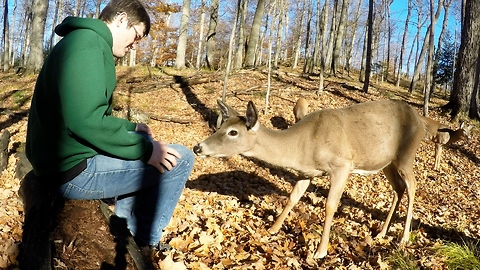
<box><xmin>377</xmin><ymin>163</ymin><xmax>406</xmax><ymax>239</ymax></box>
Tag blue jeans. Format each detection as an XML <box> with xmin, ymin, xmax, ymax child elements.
<box><xmin>58</xmin><ymin>143</ymin><xmax>194</xmax><ymax>246</ymax></box>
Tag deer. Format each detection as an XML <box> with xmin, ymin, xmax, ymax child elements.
<box><xmin>293</xmin><ymin>97</ymin><xmax>309</xmax><ymax>123</ymax></box>
<box><xmin>194</xmin><ymin>99</ymin><xmax>434</xmax><ymax>259</ymax></box>
<box><xmin>422</xmin><ymin>117</ymin><xmax>473</xmax><ymax>170</ymax></box>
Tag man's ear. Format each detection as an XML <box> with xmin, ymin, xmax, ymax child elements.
<box><xmin>115</xmin><ymin>12</ymin><xmax>128</xmax><ymax>27</ymax></box>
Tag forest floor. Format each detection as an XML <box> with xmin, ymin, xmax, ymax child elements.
<box><xmin>0</xmin><ymin>66</ymin><xmax>479</xmax><ymax>269</ymax></box>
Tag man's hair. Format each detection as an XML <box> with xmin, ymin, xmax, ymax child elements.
<box><xmin>99</xmin><ymin>0</ymin><xmax>151</xmax><ymax>37</ymax></box>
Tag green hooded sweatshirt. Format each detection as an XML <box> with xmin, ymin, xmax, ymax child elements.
<box><xmin>26</xmin><ymin>17</ymin><xmax>153</xmax><ymax>177</ymax></box>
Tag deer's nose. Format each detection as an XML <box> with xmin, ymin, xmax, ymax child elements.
<box><xmin>193</xmin><ymin>145</ymin><xmax>202</xmax><ymax>155</ymax></box>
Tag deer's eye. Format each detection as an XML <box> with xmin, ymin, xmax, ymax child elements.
<box><xmin>228</xmin><ymin>130</ymin><xmax>238</xmax><ymax>136</ymax></box>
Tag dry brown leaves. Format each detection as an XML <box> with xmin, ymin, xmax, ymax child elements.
<box><xmin>1</xmin><ymin>67</ymin><xmax>479</xmax><ymax>269</ymax></box>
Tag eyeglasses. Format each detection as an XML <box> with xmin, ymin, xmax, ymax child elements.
<box><xmin>131</xmin><ymin>25</ymin><xmax>142</xmax><ymax>43</ymax></box>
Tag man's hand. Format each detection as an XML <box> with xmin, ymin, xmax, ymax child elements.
<box><xmin>135</xmin><ymin>123</ymin><xmax>153</xmax><ymax>136</ymax></box>
<box><xmin>148</xmin><ymin>141</ymin><xmax>181</xmax><ymax>173</ymax></box>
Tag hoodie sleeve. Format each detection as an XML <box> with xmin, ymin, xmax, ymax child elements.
<box><xmin>55</xmin><ymin>31</ymin><xmax>152</xmax><ymax>162</ymax></box>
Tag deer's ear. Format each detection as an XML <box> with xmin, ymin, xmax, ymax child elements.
<box><xmin>217</xmin><ymin>99</ymin><xmax>238</xmax><ymax>121</ymax></box>
<box><xmin>246</xmin><ymin>101</ymin><xmax>259</xmax><ymax>131</ymax></box>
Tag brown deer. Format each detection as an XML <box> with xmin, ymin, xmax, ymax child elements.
<box><xmin>422</xmin><ymin>117</ymin><xmax>472</xmax><ymax>170</ymax></box>
<box><xmin>293</xmin><ymin>97</ymin><xmax>309</xmax><ymax>123</ymax></box>
<box><xmin>194</xmin><ymin>99</ymin><xmax>435</xmax><ymax>259</ymax></box>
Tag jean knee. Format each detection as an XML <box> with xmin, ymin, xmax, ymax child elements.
<box><xmin>171</xmin><ymin>144</ymin><xmax>194</xmax><ymax>167</ymax></box>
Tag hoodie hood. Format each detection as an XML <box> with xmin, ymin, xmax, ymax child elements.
<box><xmin>55</xmin><ymin>16</ymin><xmax>113</xmax><ymax>48</ymax></box>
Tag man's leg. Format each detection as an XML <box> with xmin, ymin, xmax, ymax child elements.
<box><xmin>58</xmin><ymin>144</ymin><xmax>194</xmax><ymax>246</ymax></box>
<box><xmin>115</xmin><ymin>144</ymin><xmax>194</xmax><ymax>246</ymax></box>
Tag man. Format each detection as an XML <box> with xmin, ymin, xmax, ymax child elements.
<box><xmin>25</xmin><ymin>0</ymin><xmax>194</xmax><ymax>253</ymax></box>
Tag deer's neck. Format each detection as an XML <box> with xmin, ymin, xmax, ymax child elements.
<box><xmin>447</xmin><ymin>129</ymin><xmax>465</xmax><ymax>144</ymax></box>
<box><xmin>243</xmin><ymin>126</ymin><xmax>304</xmax><ymax>169</ymax></box>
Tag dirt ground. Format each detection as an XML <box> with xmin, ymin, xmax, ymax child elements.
<box><xmin>1</xmin><ymin>67</ymin><xmax>479</xmax><ymax>269</ymax></box>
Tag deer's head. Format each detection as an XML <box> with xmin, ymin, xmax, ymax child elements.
<box><xmin>193</xmin><ymin>100</ymin><xmax>260</xmax><ymax>158</ymax></box>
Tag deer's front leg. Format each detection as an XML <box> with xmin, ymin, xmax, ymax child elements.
<box><xmin>434</xmin><ymin>143</ymin><xmax>442</xmax><ymax>170</ymax></box>
<box><xmin>268</xmin><ymin>179</ymin><xmax>311</xmax><ymax>234</ymax></box>
<box><xmin>314</xmin><ymin>168</ymin><xmax>350</xmax><ymax>259</ymax></box>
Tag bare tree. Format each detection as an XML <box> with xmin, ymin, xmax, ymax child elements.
<box><xmin>345</xmin><ymin>0</ymin><xmax>362</xmax><ymax>77</ymax></box>
<box><xmin>3</xmin><ymin>0</ymin><xmax>10</xmax><ymax>71</ymax></box>
<box><xmin>396</xmin><ymin>0</ymin><xmax>412</xmax><ymax>87</ymax></box>
<box><xmin>221</xmin><ymin>0</ymin><xmax>240</xmax><ymax>101</ymax></box>
<box><xmin>325</xmin><ymin>0</ymin><xmax>338</xmax><ymax>73</ymax></box>
<box><xmin>423</xmin><ymin>0</ymin><xmax>435</xmax><ymax>116</ymax></box>
<box><xmin>8</xmin><ymin>0</ymin><xmax>16</xmax><ymax>67</ymax></box>
<box><xmin>449</xmin><ymin>0</ymin><xmax>480</xmax><ymax>120</ymax></box>
<box><xmin>205</xmin><ymin>0</ymin><xmax>218</xmax><ymax>70</ymax></box>
<box><xmin>405</xmin><ymin>7</ymin><xmax>426</xmax><ymax>78</ymax></box>
<box><xmin>362</xmin><ymin>0</ymin><xmax>373</xmax><ymax>92</ymax></box>
<box><xmin>25</xmin><ymin>0</ymin><xmax>48</xmax><ymax>74</ymax></box>
<box><xmin>244</xmin><ymin>0</ymin><xmax>266</xmax><ymax>68</ymax></box>
<box><xmin>94</xmin><ymin>0</ymin><xmax>103</xmax><ymax>18</ymax></box>
<box><xmin>302</xmin><ymin>0</ymin><xmax>313</xmax><ymax>74</ymax></box>
<box><xmin>234</xmin><ymin>0</ymin><xmax>248</xmax><ymax>69</ymax></box>
<box><xmin>429</xmin><ymin>0</ymin><xmax>452</xmax><ymax>94</ymax></box>
<box><xmin>292</xmin><ymin>0</ymin><xmax>306</xmax><ymax>68</ymax></box>
<box><xmin>196</xmin><ymin>0</ymin><xmax>206</xmax><ymax>69</ymax></box>
<box><xmin>384</xmin><ymin>0</ymin><xmax>393</xmax><ymax>82</ymax></box>
<box><xmin>408</xmin><ymin>0</ymin><xmax>443</xmax><ymax>94</ymax></box>
<box><xmin>331</xmin><ymin>0</ymin><xmax>350</xmax><ymax>75</ymax></box>
<box><xmin>49</xmin><ymin>0</ymin><xmax>62</xmax><ymax>50</ymax></box>
<box><xmin>273</xmin><ymin>0</ymin><xmax>285</xmax><ymax>68</ymax></box>
<box><xmin>317</xmin><ymin>0</ymin><xmax>329</xmax><ymax>92</ymax></box>
<box><xmin>175</xmin><ymin>0</ymin><xmax>190</xmax><ymax>69</ymax></box>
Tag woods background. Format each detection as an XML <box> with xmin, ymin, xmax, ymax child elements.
<box><xmin>0</xmin><ymin>0</ymin><xmax>478</xmax><ymax>119</ymax></box>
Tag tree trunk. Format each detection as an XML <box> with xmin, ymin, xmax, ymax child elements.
<box><xmin>3</xmin><ymin>0</ymin><xmax>10</xmax><ymax>72</ymax></box>
<box><xmin>21</xmin><ymin>3</ymin><xmax>32</xmax><ymax>67</ymax></box>
<box><xmin>345</xmin><ymin>0</ymin><xmax>361</xmax><ymax>77</ymax></box>
<box><xmin>302</xmin><ymin>0</ymin><xmax>313</xmax><ymax>74</ymax></box>
<box><xmin>175</xmin><ymin>0</ymin><xmax>190</xmax><ymax>69</ymax></box>
<box><xmin>396</xmin><ymin>0</ymin><xmax>412</xmax><ymax>87</ymax></box>
<box><xmin>196</xmin><ymin>0</ymin><xmax>206</xmax><ymax>69</ymax></box>
<box><xmin>408</xmin><ymin>0</ymin><xmax>443</xmax><ymax>94</ymax></box>
<box><xmin>235</xmin><ymin>0</ymin><xmax>248</xmax><ymax>69</ymax></box>
<box><xmin>423</xmin><ymin>0</ymin><xmax>435</xmax><ymax>116</ymax></box>
<box><xmin>430</xmin><ymin>0</ymin><xmax>452</xmax><ymax>95</ymax></box>
<box><xmin>362</xmin><ymin>0</ymin><xmax>373</xmax><ymax>93</ymax></box>
<box><xmin>25</xmin><ymin>0</ymin><xmax>48</xmax><ymax>75</ymax></box>
<box><xmin>8</xmin><ymin>0</ymin><xmax>16</xmax><ymax>67</ymax></box>
<box><xmin>325</xmin><ymin>0</ymin><xmax>338</xmax><ymax>74</ymax></box>
<box><xmin>205</xmin><ymin>0</ymin><xmax>219</xmax><ymax>70</ymax></box>
<box><xmin>221</xmin><ymin>0</ymin><xmax>240</xmax><ymax>102</ymax></box>
<box><xmin>385</xmin><ymin>0</ymin><xmax>393</xmax><ymax>82</ymax></box>
<box><xmin>273</xmin><ymin>0</ymin><xmax>285</xmax><ymax>68</ymax></box>
<box><xmin>331</xmin><ymin>0</ymin><xmax>350</xmax><ymax>76</ymax></box>
<box><xmin>292</xmin><ymin>0</ymin><xmax>306</xmax><ymax>69</ymax></box>
<box><xmin>317</xmin><ymin>0</ymin><xmax>329</xmax><ymax>93</ymax></box>
<box><xmin>311</xmin><ymin>0</ymin><xmax>322</xmax><ymax>72</ymax></box>
<box><xmin>450</xmin><ymin>0</ymin><xmax>480</xmax><ymax>120</ymax></box>
<box><xmin>244</xmin><ymin>0</ymin><xmax>266</xmax><ymax>68</ymax></box>
<box><xmin>49</xmin><ymin>0</ymin><xmax>61</xmax><ymax>50</ymax></box>
<box><xmin>129</xmin><ymin>49</ymin><xmax>136</xmax><ymax>66</ymax></box>
<box><xmin>95</xmin><ymin>0</ymin><xmax>103</xmax><ymax>18</ymax></box>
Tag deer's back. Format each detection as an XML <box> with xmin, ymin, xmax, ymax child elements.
<box><xmin>290</xmin><ymin>100</ymin><xmax>425</xmax><ymax>172</ymax></box>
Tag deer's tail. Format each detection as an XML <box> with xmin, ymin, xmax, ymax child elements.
<box><xmin>17</xmin><ymin>171</ymin><xmax>64</xmax><ymax>270</ymax></box>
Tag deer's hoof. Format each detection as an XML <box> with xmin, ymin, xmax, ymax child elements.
<box><xmin>313</xmin><ymin>249</ymin><xmax>327</xmax><ymax>259</ymax></box>
<box><xmin>267</xmin><ymin>227</ymin><xmax>279</xmax><ymax>235</ymax></box>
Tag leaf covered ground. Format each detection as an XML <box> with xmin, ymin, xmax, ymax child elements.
<box><xmin>0</xmin><ymin>67</ymin><xmax>479</xmax><ymax>269</ymax></box>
